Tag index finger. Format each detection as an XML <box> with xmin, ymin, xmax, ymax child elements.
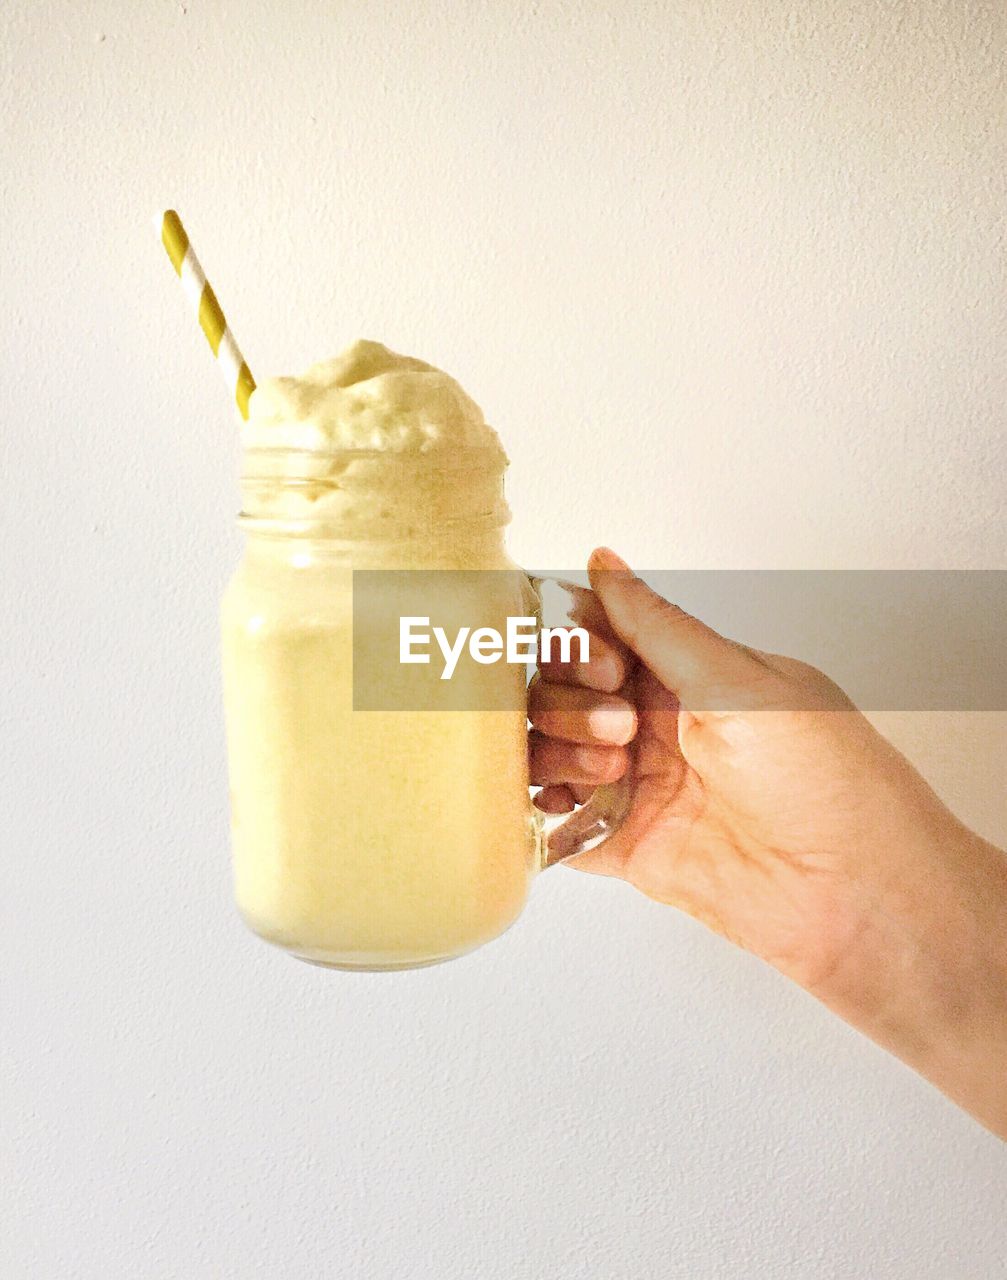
<box><xmin>537</xmin><ymin>582</ymin><xmax>634</xmax><ymax>692</ymax></box>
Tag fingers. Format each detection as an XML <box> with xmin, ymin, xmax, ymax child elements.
<box><xmin>529</xmin><ymin>591</ymin><xmax>637</xmax><ymax>804</ymax></box>
<box><xmin>533</xmin><ymin>785</ymin><xmax>577</xmax><ymax>814</ymax></box>
<box><xmin>528</xmin><ymin>677</ymin><xmax>636</xmax><ymax>799</ymax></box>
<box><xmin>533</xmin><ymin>783</ymin><xmax>597</xmax><ymax>814</ymax></box>
<box><xmin>528</xmin><ymin>731</ymin><xmax>629</xmax><ymax>786</ymax></box>
<box><xmin>539</xmin><ymin>634</ymin><xmax>627</xmax><ymax>693</ymax></box>
<box><xmin>528</xmin><ymin>679</ymin><xmax>637</xmax><ymax>746</ymax></box>
<box><xmin>537</xmin><ymin>582</ymin><xmax>633</xmax><ymax>693</ymax></box>
<box><xmin>587</xmin><ymin>548</ymin><xmax>759</xmax><ymax>713</ymax></box>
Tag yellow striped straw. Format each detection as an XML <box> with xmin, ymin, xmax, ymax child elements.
<box><xmin>157</xmin><ymin>210</ymin><xmax>256</xmax><ymax>420</ymax></box>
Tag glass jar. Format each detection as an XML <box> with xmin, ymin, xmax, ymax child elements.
<box><xmin>221</xmin><ymin>444</ymin><xmax>630</xmax><ymax>970</ymax></box>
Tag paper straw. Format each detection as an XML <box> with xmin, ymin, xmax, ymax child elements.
<box><xmin>157</xmin><ymin>210</ymin><xmax>256</xmax><ymax>420</ymax></box>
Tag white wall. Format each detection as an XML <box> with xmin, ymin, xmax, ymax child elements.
<box><xmin>3</xmin><ymin>2</ymin><xmax>1005</xmax><ymax>1277</ymax></box>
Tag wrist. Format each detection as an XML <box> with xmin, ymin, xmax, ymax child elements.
<box><xmin>807</xmin><ymin>824</ymin><xmax>1007</xmax><ymax>1135</ymax></box>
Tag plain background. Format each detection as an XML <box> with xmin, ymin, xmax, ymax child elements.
<box><xmin>3</xmin><ymin>2</ymin><xmax>1006</xmax><ymax>1277</ymax></box>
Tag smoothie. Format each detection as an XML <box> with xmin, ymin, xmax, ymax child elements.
<box><xmin>221</xmin><ymin>342</ymin><xmax>540</xmax><ymax>968</ymax></box>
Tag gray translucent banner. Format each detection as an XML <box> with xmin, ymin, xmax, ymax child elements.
<box><xmin>352</xmin><ymin>570</ymin><xmax>1007</xmax><ymax>711</ymax></box>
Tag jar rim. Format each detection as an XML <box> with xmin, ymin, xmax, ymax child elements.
<box><xmin>240</xmin><ymin>443</ymin><xmax>507</xmax><ymax>474</ymax></box>
<box><xmin>237</xmin><ymin>443</ymin><xmax>510</xmax><ymax>538</ymax></box>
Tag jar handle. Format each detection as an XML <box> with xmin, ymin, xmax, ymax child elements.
<box><xmin>527</xmin><ymin>576</ymin><xmax>636</xmax><ymax>868</ymax></box>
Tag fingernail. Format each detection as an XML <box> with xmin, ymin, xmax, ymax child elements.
<box><xmin>587</xmin><ymin>702</ymin><xmax>636</xmax><ymax>745</ymax></box>
<box><xmin>589</xmin><ymin>547</ymin><xmax>633</xmax><ymax>574</ymax></box>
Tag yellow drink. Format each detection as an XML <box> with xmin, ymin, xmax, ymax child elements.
<box><xmin>221</xmin><ymin>342</ymin><xmax>540</xmax><ymax>967</ymax></box>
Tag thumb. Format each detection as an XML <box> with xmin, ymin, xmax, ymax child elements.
<box><xmin>587</xmin><ymin>548</ymin><xmax>754</xmax><ymax>712</ymax></box>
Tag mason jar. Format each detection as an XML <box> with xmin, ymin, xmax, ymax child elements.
<box><xmin>221</xmin><ymin>443</ymin><xmax>630</xmax><ymax>970</ymax></box>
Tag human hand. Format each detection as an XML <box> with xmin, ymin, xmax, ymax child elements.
<box><xmin>530</xmin><ymin>548</ymin><xmax>1007</xmax><ymax>1136</ymax></box>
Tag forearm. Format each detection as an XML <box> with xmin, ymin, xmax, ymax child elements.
<box><xmin>811</xmin><ymin>826</ymin><xmax>1007</xmax><ymax>1139</ymax></box>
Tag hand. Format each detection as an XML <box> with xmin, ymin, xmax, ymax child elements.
<box><xmin>530</xmin><ymin>548</ymin><xmax>1007</xmax><ymax>1137</ymax></box>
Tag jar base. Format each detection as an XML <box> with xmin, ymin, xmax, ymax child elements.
<box><xmin>239</xmin><ymin>910</ymin><xmax>505</xmax><ymax>972</ymax></box>
<box><xmin>292</xmin><ymin>951</ymin><xmax>466</xmax><ymax>972</ymax></box>
<box><xmin>238</xmin><ymin>894</ymin><xmax>527</xmax><ymax>971</ymax></box>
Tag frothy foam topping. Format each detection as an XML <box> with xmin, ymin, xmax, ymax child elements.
<box><xmin>245</xmin><ymin>340</ymin><xmax>505</xmax><ymax>456</ymax></box>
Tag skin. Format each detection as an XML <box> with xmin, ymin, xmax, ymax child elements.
<box><xmin>530</xmin><ymin>547</ymin><xmax>1007</xmax><ymax>1139</ymax></box>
